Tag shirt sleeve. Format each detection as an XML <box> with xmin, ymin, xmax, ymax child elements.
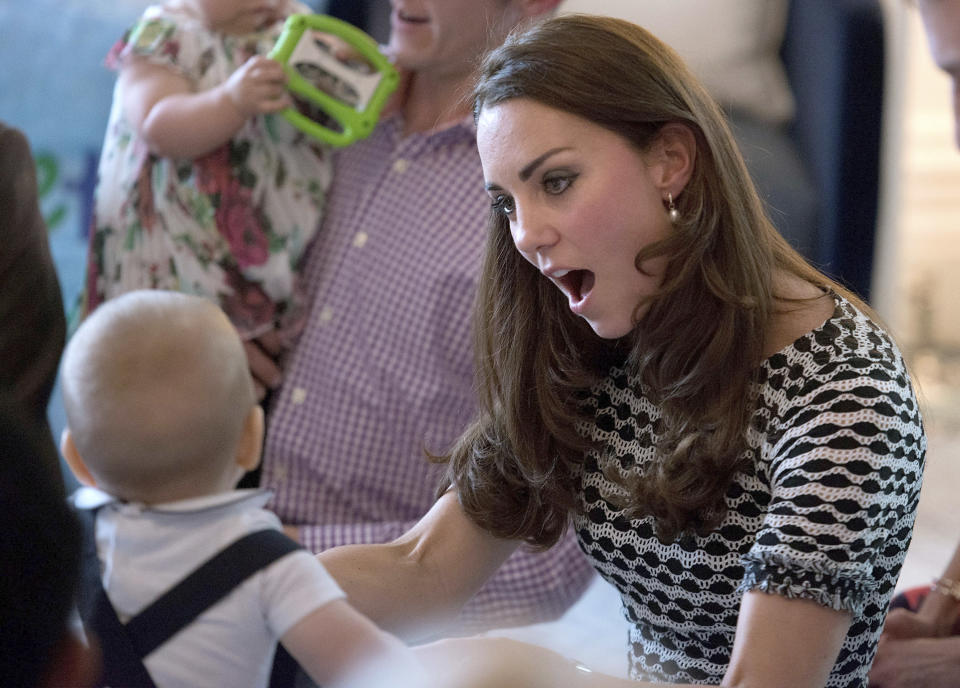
<box><xmin>740</xmin><ymin>346</ymin><xmax>925</xmax><ymax>615</ymax></box>
<box><xmin>261</xmin><ymin>549</ymin><xmax>346</xmax><ymax>639</ymax></box>
<box><xmin>107</xmin><ymin>8</ymin><xmax>212</xmax><ymax>82</ymax></box>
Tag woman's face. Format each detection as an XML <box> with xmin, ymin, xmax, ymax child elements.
<box><xmin>477</xmin><ymin>98</ymin><xmax>673</xmax><ymax>339</ymax></box>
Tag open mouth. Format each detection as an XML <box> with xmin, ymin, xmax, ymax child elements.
<box><xmin>554</xmin><ymin>269</ymin><xmax>594</xmax><ymax>304</ymax></box>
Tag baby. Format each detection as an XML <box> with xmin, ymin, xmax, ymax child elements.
<box><xmin>61</xmin><ymin>290</ymin><xmax>418</xmax><ymax>688</ymax></box>
<box><xmin>84</xmin><ymin>0</ymin><xmax>333</xmax><ymax>360</ymax></box>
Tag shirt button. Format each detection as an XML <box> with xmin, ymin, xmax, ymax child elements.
<box><xmin>392</xmin><ymin>158</ymin><xmax>409</xmax><ymax>174</ymax></box>
<box><xmin>353</xmin><ymin>231</ymin><xmax>369</xmax><ymax>248</ymax></box>
<box><xmin>291</xmin><ymin>387</ymin><xmax>307</xmax><ymax>405</ymax></box>
<box><xmin>319</xmin><ymin>305</ymin><xmax>334</xmax><ymax>324</ymax></box>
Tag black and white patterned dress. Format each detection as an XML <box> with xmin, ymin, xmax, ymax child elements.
<box><xmin>574</xmin><ymin>292</ymin><xmax>926</xmax><ymax>687</ymax></box>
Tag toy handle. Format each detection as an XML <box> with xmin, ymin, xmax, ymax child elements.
<box><xmin>268</xmin><ymin>14</ymin><xmax>399</xmax><ymax>147</ymax></box>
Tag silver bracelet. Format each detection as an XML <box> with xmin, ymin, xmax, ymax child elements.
<box><xmin>932</xmin><ymin>576</ymin><xmax>960</xmax><ymax>602</ymax></box>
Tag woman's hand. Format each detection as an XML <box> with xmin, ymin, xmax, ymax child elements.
<box><xmin>868</xmin><ymin>635</ymin><xmax>960</xmax><ymax>688</ymax></box>
<box><xmin>410</xmin><ymin>637</ymin><xmax>676</xmax><ymax>688</ymax></box>
<box><xmin>880</xmin><ymin>607</ymin><xmax>939</xmax><ymax>640</ymax></box>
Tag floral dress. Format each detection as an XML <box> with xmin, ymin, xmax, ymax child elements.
<box><xmin>85</xmin><ymin>2</ymin><xmax>331</xmax><ymax>342</ymax></box>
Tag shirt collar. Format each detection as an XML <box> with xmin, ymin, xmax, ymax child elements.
<box><xmin>380</xmin><ymin>111</ymin><xmax>477</xmax><ymax>148</ymax></box>
<box><xmin>72</xmin><ymin>486</ymin><xmax>273</xmax><ymax>514</ymax></box>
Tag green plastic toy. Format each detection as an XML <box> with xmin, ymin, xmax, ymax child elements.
<box><xmin>268</xmin><ymin>14</ymin><xmax>399</xmax><ymax>147</ymax></box>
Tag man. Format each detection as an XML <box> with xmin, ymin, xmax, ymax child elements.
<box><xmin>246</xmin><ymin>0</ymin><xmax>595</xmax><ymax>633</ymax></box>
<box><xmin>867</xmin><ymin>3</ymin><xmax>960</xmax><ymax>687</ymax></box>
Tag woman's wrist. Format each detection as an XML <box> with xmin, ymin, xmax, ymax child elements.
<box><xmin>932</xmin><ymin>576</ymin><xmax>960</xmax><ymax>601</ymax></box>
<box><xmin>925</xmin><ymin>577</ymin><xmax>960</xmax><ymax>636</ymax></box>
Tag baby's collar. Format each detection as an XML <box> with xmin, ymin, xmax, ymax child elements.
<box><xmin>70</xmin><ymin>486</ymin><xmax>272</xmax><ymax>514</ymax></box>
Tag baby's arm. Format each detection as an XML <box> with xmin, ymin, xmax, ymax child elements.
<box><xmin>119</xmin><ymin>55</ymin><xmax>291</xmax><ymax>159</ymax></box>
<box><xmin>281</xmin><ymin>598</ymin><xmax>423</xmax><ymax>687</ymax></box>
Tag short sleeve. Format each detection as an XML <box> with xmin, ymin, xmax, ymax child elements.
<box><xmin>740</xmin><ymin>316</ymin><xmax>925</xmax><ymax>615</ymax></box>
<box><xmin>106</xmin><ymin>8</ymin><xmax>215</xmax><ymax>83</ymax></box>
<box><xmin>261</xmin><ymin>550</ymin><xmax>346</xmax><ymax>639</ymax></box>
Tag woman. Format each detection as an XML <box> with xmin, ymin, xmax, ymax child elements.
<box><xmin>320</xmin><ymin>15</ymin><xmax>926</xmax><ymax>687</ymax></box>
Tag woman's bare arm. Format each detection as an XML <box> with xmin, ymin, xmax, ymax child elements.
<box><xmin>323</xmin><ymin>492</ymin><xmax>851</xmax><ymax>686</ymax></box>
<box><xmin>318</xmin><ymin>491</ymin><xmax>519</xmax><ymax>642</ymax></box>
<box><xmin>723</xmin><ymin>591</ymin><xmax>851</xmax><ymax>688</ymax></box>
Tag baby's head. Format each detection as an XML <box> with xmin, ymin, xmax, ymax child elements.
<box><xmin>61</xmin><ymin>290</ymin><xmax>262</xmax><ymax>504</ymax></box>
<box><xmin>172</xmin><ymin>0</ymin><xmax>291</xmax><ymax>35</ymax></box>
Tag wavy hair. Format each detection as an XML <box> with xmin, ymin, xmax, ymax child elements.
<box><xmin>444</xmin><ymin>14</ymin><xmax>858</xmax><ymax>544</ymax></box>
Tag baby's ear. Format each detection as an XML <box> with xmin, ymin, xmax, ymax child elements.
<box><xmin>60</xmin><ymin>430</ymin><xmax>97</xmax><ymax>488</ymax></box>
<box><xmin>236</xmin><ymin>405</ymin><xmax>264</xmax><ymax>472</ymax></box>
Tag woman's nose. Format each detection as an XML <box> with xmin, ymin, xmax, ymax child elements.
<box><xmin>511</xmin><ymin>207</ymin><xmax>558</xmax><ymax>255</ymax></box>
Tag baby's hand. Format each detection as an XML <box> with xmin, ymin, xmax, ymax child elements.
<box><xmin>224</xmin><ymin>55</ymin><xmax>292</xmax><ymax>118</ymax></box>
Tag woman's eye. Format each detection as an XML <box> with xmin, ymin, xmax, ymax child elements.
<box><xmin>543</xmin><ymin>173</ymin><xmax>576</xmax><ymax>195</ymax></box>
<box><xmin>491</xmin><ymin>194</ymin><xmax>516</xmax><ymax>216</ymax></box>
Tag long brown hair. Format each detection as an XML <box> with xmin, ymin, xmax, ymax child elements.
<box><xmin>445</xmin><ymin>14</ymin><xmax>855</xmax><ymax>544</ymax></box>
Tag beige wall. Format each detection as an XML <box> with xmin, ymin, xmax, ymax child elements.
<box><xmin>876</xmin><ymin>0</ymin><xmax>960</xmax><ymax>356</ymax></box>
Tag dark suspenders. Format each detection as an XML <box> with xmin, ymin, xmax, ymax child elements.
<box><xmin>75</xmin><ymin>507</ymin><xmax>304</xmax><ymax>688</ymax></box>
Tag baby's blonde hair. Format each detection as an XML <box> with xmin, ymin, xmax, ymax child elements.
<box><xmin>62</xmin><ymin>290</ymin><xmax>255</xmax><ymax>503</ymax></box>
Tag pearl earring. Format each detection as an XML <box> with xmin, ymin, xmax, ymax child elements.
<box><xmin>667</xmin><ymin>193</ymin><xmax>679</xmax><ymax>224</ymax></box>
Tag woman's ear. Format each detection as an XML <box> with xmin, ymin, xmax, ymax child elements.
<box><xmin>648</xmin><ymin>122</ymin><xmax>696</xmax><ymax>198</ymax></box>
<box><xmin>235</xmin><ymin>405</ymin><xmax>264</xmax><ymax>473</ymax></box>
<box><xmin>60</xmin><ymin>430</ymin><xmax>97</xmax><ymax>488</ymax></box>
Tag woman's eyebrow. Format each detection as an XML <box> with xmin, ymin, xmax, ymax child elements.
<box><xmin>519</xmin><ymin>147</ymin><xmax>572</xmax><ymax>181</ymax></box>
